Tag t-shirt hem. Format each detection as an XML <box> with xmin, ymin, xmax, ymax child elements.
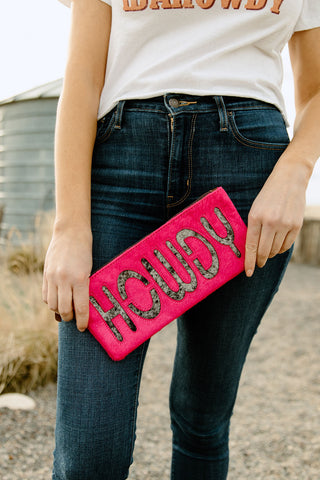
<box><xmin>294</xmin><ymin>21</ymin><xmax>320</xmax><ymax>33</ymax></box>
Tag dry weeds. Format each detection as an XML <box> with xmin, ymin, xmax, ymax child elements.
<box><xmin>0</xmin><ymin>210</ymin><xmax>58</xmax><ymax>394</ymax></box>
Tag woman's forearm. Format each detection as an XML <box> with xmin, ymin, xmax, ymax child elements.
<box><xmin>53</xmin><ymin>76</ymin><xmax>102</xmax><ymax>233</ymax></box>
<box><xmin>276</xmin><ymin>90</ymin><xmax>320</xmax><ymax>179</ymax></box>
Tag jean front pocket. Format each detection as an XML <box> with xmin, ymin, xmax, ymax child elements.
<box><xmin>95</xmin><ymin>105</ymin><xmax>117</xmax><ymax>144</ymax></box>
<box><xmin>228</xmin><ymin>107</ymin><xmax>290</xmax><ymax>150</ymax></box>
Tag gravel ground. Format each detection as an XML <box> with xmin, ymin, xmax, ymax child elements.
<box><xmin>1</xmin><ymin>262</ymin><xmax>319</xmax><ymax>480</ymax></box>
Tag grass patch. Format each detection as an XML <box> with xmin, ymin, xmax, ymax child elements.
<box><xmin>0</xmin><ymin>211</ymin><xmax>58</xmax><ymax>394</ymax></box>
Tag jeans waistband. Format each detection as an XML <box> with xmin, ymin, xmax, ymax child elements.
<box><xmin>112</xmin><ymin>94</ymin><xmax>279</xmax><ymax>132</ymax></box>
<box><xmin>122</xmin><ymin>94</ymin><xmax>278</xmax><ymax>112</ymax></box>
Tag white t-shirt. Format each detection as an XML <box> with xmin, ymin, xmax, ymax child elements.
<box><xmin>58</xmin><ymin>0</ymin><xmax>320</xmax><ymax>124</ymax></box>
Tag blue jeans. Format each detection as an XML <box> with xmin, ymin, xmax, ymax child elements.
<box><xmin>52</xmin><ymin>95</ymin><xmax>292</xmax><ymax>480</ymax></box>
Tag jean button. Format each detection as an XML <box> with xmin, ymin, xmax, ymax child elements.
<box><xmin>169</xmin><ymin>98</ymin><xmax>179</xmax><ymax>108</ymax></box>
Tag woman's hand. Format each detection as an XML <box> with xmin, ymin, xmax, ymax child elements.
<box><xmin>245</xmin><ymin>27</ymin><xmax>320</xmax><ymax>277</ymax></box>
<box><xmin>245</xmin><ymin>159</ymin><xmax>310</xmax><ymax>277</ymax></box>
<box><xmin>42</xmin><ymin>223</ymin><xmax>93</xmax><ymax>332</ymax></box>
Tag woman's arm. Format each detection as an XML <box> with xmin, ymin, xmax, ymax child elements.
<box><xmin>244</xmin><ymin>27</ymin><xmax>320</xmax><ymax>277</ymax></box>
<box><xmin>42</xmin><ymin>0</ymin><xmax>112</xmax><ymax>331</ymax></box>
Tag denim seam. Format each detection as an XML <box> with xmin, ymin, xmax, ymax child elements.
<box><xmin>171</xmin><ymin>453</ymin><xmax>176</xmax><ymax>480</ymax></box>
<box><xmin>114</xmin><ymin>100</ymin><xmax>126</xmax><ymax>129</ymax></box>
<box><xmin>166</xmin><ymin>114</ymin><xmax>176</xmax><ymax>204</ymax></box>
<box><xmin>125</xmin><ymin>106</ymin><xmax>217</xmax><ymax>115</ymax></box>
<box><xmin>167</xmin><ymin>115</ymin><xmax>171</xmax><ymax>184</ymax></box>
<box><xmin>123</xmin><ymin>105</ymin><xmax>277</xmax><ymax>112</ymax></box>
<box><xmin>95</xmin><ymin>112</ymin><xmax>116</xmax><ymax>144</ymax></box>
<box><xmin>226</xmin><ymin>105</ymin><xmax>279</xmax><ymax>111</ymax></box>
<box><xmin>228</xmin><ymin>111</ymin><xmax>289</xmax><ymax>150</ymax></box>
<box><xmin>128</xmin><ymin>341</ymin><xmax>148</xmax><ymax>467</ymax></box>
<box><xmin>167</xmin><ymin>112</ymin><xmax>197</xmax><ymax>208</ymax></box>
<box><xmin>214</xmin><ymin>96</ymin><xmax>229</xmax><ymax>132</ymax></box>
<box><xmin>123</xmin><ymin>107</ymin><xmax>168</xmax><ymax>114</ymax></box>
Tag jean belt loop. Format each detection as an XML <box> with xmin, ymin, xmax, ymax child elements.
<box><xmin>213</xmin><ymin>96</ymin><xmax>229</xmax><ymax>132</ymax></box>
<box><xmin>114</xmin><ymin>100</ymin><xmax>126</xmax><ymax>130</ymax></box>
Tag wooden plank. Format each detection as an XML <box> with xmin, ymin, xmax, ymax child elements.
<box><xmin>292</xmin><ymin>209</ymin><xmax>320</xmax><ymax>265</ymax></box>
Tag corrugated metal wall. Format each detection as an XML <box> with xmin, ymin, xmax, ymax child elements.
<box><xmin>0</xmin><ymin>98</ymin><xmax>57</xmax><ymax>245</ymax></box>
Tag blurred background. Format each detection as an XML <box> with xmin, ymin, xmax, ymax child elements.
<box><xmin>0</xmin><ymin>2</ymin><xmax>319</xmax><ymax>480</ymax></box>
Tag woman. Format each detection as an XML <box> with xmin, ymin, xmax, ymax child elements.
<box><xmin>43</xmin><ymin>1</ymin><xmax>320</xmax><ymax>479</ymax></box>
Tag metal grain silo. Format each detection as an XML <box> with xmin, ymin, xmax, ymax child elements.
<box><xmin>0</xmin><ymin>78</ymin><xmax>63</xmax><ymax>246</ymax></box>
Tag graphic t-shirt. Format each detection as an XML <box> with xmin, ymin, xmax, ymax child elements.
<box><xmin>58</xmin><ymin>0</ymin><xmax>320</xmax><ymax>123</ymax></box>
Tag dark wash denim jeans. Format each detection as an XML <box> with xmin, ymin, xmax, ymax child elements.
<box><xmin>52</xmin><ymin>94</ymin><xmax>292</xmax><ymax>480</ymax></box>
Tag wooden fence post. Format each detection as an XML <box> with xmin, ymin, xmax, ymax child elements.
<box><xmin>292</xmin><ymin>206</ymin><xmax>320</xmax><ymax>266</ymax></box>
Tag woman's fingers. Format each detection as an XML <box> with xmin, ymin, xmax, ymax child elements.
<box><xmin>245</xmin><ymin>211</ymin><xmax>293</xmax><ymax>276</ymax></box>
<box><xmin>245</xmin><ymin>213</ymin><xmax>301</xmax><ymax>276</ymax></box>
<box><xmin>41</xmin><ymin>227</ymin><xmax>93</xmax><ymax>330</ymax></box>
<box><xmin>279</xmin><ymin>229</ymin><xmax>298</xmax><ymax>254</ymax></box>
<box><xmin>44</xmin><ymin>277</ymin><xmax>89</xmax><ymax>331</ymax></box>
<box><xmin>269</xmin><ymin>231</ymin><xmax>287</xmax><ymax>258</ymax></box>
<box><xmin>244</xmin><ymin>214</ymin><xmax>261</xmax><ymax>277</ymax></box>
<box><xmin>46</xmin><ymin>282</ymin><xmax>59</xmax><ymax>314</ymax></box>
<box><xmin>73</xmin><ymin>279</ymin><xmax>90</xmax><ymax>332</ymax></box>
<box><xmin>255</xmin><ymin>224</ymin><xmax>275</xmax><ymax>268</ymax></box>
<box><xmin>45</xmin><ymin>277</ymin><xmax>90</xmax><ymax>331</ymax></box>
<box><xmin>43</xmin><ymin>264</ymin><xmax>90</xmax><ymax>331</ymax></box>
<box><xmin>58</xmin><ymin>284</ymin><xmax>74</xmax><ymax>321</ymax></box>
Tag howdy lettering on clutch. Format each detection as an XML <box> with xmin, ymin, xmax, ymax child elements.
<box><xmin>89</xmin><ymin>207</ymin><xmax>241</xmax><ymax>341</ymax></box>
<box><xmin>123</xmin><ymin>0</ymin><xmax>284</xmax><ymax>14</ymax></box>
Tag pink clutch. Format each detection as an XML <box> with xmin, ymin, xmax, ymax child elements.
<box><xmin>88</xmin><ymin>187</ymin><xmax>247</xmax><ymax>360</ymax></box>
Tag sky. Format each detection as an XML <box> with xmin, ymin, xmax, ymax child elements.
<box><xmin>0</xmin><ymin>0</ymin><xmax>70</xmax><ymax>101</ymax></box>
<box><xmin>0</xmin><ymin>0</ymin><xmax>319</xmax><ymax>203</ymax></box>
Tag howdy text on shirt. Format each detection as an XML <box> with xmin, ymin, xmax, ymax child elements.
<box><xmin>123</xmin><ymin>0</ymin><xmax>284</xmax><ymax>14</ymax></box>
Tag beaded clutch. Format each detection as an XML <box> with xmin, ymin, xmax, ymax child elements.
<box><xmin>88</xmin><ymin>187</ymin><xmax>247</xmax><ymax>360</ymax></box>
